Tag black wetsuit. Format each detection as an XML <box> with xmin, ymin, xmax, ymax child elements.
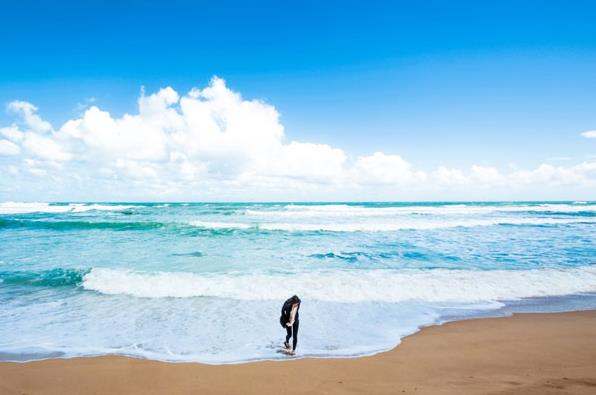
<box><xmin>285</xmin><ymin>319</ymin><xmax>299</xmax><ymax>351</ymax></box>
<box><xmin>281</xmin><ymin>299</ymin><xmax>300</xmax><ymax>350</ymax></box>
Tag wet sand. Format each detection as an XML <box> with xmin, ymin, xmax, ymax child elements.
<box><xmin>1</xmin><ymin>310</ymin><xmax>595</xmax><ymax>395</ymax></box>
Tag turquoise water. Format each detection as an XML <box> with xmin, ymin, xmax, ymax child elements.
<box><xmin>0</xmin><ymin>201</ymin><xmax>595</xmax><ymax>363</ymax></box>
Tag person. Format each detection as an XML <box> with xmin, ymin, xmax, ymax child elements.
<box><xmin>279</xmin><ymin>295</ymin><xmax>301</xmax><ymax>355</ymax></box>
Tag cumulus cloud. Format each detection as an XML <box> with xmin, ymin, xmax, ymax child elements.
<box><xmin>432</xmin><ymin>166</ymin><xmax>467</xmax><ymax>186</ymax></box>
<box><xmin>8</xmin><ymin>101</ymin><xmax>52</xmax><ymax>133</ymax></box>
<box><xmin>0</xmin><ymin>140</ymin><xmax>21</xmax><ymax>156</ymax></box>
<box><xmin>21</xmin><ymin>132</ymin><xmax>72</xmax><ymax>161</ymax></box>
<box><xmin>354</xmin><ymin>152</ymin><xmax>414</xmax><ymax>185</ymax></box>
<box><xmin>470</xmin><ymin>165</ymin><xmax>501</xmax><ymax>184</ymax></box>
<box><xmin>0</xmin><ymin>125</ymin><xmax>25</xmax><ymax>142</ymax></box>
<box><xmin>581</xmin><ymin>130</ymin><xmax>596</xmax><ymax>139</ymax></box>
<box><xmin>0</xmin><ymin>77</ymin><xmax>595</xmax><ymax>200</ymax></box>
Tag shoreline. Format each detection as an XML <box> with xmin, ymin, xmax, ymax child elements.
<box><xmin>5</xmin><ymin>293</ymin><xmax>596</xmax><ymax>366</ymax></box>
<box><xmin>1</xmin><ymin>310</ymin><xmax>595</xmax><ymax>394</ymax></box>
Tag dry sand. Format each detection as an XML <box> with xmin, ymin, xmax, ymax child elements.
<box><xmin>1</xmin><ymin>310</ymin><xmax>595</xmax><ymax>395</ymax></box>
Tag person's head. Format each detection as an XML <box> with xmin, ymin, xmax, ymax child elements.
<box><xmin>290</xmin><ymin>295</ymin><xmax>301</xmax><ymax>305</ymax></box>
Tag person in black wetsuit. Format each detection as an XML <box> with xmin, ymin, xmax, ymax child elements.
<box><xmin>280</xmin><ymin>295</ymin><xmax>301</xmax><ymax>355</ymax></box>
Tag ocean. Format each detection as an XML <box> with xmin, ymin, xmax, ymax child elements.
<box><xmin>0</xmin><ymin>201</ymin><xmax>595</xmax><ymax>363</ymax></box>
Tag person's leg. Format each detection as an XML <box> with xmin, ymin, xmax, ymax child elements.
<box><xmin>292</xmin><ymin>321</ymin><xmax>299</xmax><ymax>351</ymax></box>
<box><xmin>285</xmin><ymin>325</ymin><xmax>292</xmax><ymax>347</ymax></box>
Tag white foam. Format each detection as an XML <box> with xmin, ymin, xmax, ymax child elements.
<box><xmin>244</xmin><ymin>203</ymin><xmax>596</xmax><ymax>218</ymax></box>
<box><xmin>0</xmin><ymin>202</ymin><xmax>71</xmax><ymax>214</ymax></box>
<box><xmin>83</xmin><ymin>266</ymin><xmax>596</xmax><ymax>302</ymax></box>
<box><xmin>187</xmin><ymin>217</ymin><xmax>594</xmax><ymax>232</ymax></box>
<box><xmin>0</xmin><ymin>202</ymin><xmax>134</xmax><ymax>214</ymax></box>
<box><xmin>0</xmin><ymin>292</ymin><xmax>447</xmax><ymax>364</ymax></box>
<box><xmin>189</xmin><ymin>221</ymin><xmax>252</xmax><ymax>229</ymax></box>
<box><xmin>68</xmin><ymin>204</ymin><xmax>134</xmax><ymax>212</ymax></box>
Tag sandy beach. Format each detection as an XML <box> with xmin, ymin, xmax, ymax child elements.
<box><xmin>1</xmin><ymin>310</ymin><xmax>595</xmax><ymax>395</ymax></box>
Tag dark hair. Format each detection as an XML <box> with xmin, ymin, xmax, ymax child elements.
<box><xmin>290</xmin><ymin>295</ymin><xmax>301</xmax><ymax>304</ymax></box>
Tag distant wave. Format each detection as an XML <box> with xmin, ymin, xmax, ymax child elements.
<box><xmin>2</xmin><ymin>216</ymin><xmax>592</xmax><ymax>234</ymax></box>
<box><xmin>244</xmin><ymin>203</ymin><xmax>596</xmax><ymax>218</ymax></box>
<box><xmin>187</xmin><ymin>217</ymin><xmax>594</xmax><ymax>232</ymax></box>
<box><xmin>3</xmin><ymin>201</ymin><xmax>594</xmax><ymax>218</ymax></box>
<box><xmin>82</xmin><ymin>266</ymin><xmax>596</xmax><ymax>302</ymax></box>
<box><xmin>0</xmin><ymin>202</ymin><xmax>135</xmax><ymax>215</ymax></box>
<box><xmin>0</xmin><ymin>219</ymin><xmax>166</xmax><ymax>231</ymax></box>
<box><xmin>0</xmin><ymin>268</ymin><xmax>88</xmax><ymax>287</ymax></box>
<box><xmin>188</xmin><ymin>221</ymin><xmax>252</xmax><ymax>229</ymax></box>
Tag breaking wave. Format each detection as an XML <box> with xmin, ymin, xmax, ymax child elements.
<box><xmin>244</xmin><ymin>203</ymin><xmax>596</xmax><ymax>218</ymax></box>
<box><xmin>188</xmin><ymin>217</ymin><xmax>594</xmax><ymax>232</ymax></box>
<box><xmin>82</xmin><ymin>266</ymin><xmax>596</xmax><ymax>302</ymax></box>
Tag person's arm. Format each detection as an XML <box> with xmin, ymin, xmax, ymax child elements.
<box><xmin>288</xmin><ymin>303</ymin><xmax>298</xmax><ymax>326</ymax></box>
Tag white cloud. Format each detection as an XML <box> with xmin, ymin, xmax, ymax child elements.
<box><xmin>1</xmin><ymin>125</ymin><xmax>25</xmax><ymax>142</ymax></box>
<box><xmin>8</xmin><ymin>101</ymin><xmax>52</xmax><ymax>133</ymax></box>
<box><xmin>114</xmin><ymin>159</ymin><xmax>160</xmax><ymax>179</ymax></box>
<box><xmin>354</xmin><ymin>152</ymin><xmax>414</xmax><ymax>184</ymax></box>
<box><xmin>580</xmin><ymin>130</ymin><xmax>596</xmax><ymax>139</ymax></box>
<box><xmin>23</xmin><ymin>159</ymin><xmax>48</xmax><ymax>177</ymax></box>
<box><xmin>21</xmin><ymin>132</ymin><xmax>72</xmax><ymax>161</ymax></box>
<box><xmin>471</xmin><ymin>165</ymin><xmax>502</xmax><ymax>184</ymax></box>
<box><xmin>0</xmin><ymin>139</ymin><xmax>21</xmax><ymax>155</ymax></box>
<box><xmin>573</xmin><ymin>161</ymin><xmax>596</xmax><ymax>174</ymax></box>
<box><xmin>432</xmin><ymin>166</ymin><xmax>466</xmax><ymax>186</ymax></box>
<box><xmin>511</xmin><ymin>163</ymin><xmax>586</xmax><ymax>186</ymax></box>
<box><xmin>266</xmin><ymin>141</ymin><xmax>347</xmax><ymax>181</ymax></box>
<box><xmin>1</xmin><ymin>77</ymin><xmax>595</xmax><ymax>201</ymax></box>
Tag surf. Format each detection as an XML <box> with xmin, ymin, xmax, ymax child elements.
<box><xmin>81</xmin><ymin>266</ymin><xmax>596</xmax><ymax>302</ymax></box>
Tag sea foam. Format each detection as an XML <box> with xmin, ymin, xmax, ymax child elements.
<box><xmin>186</xmin><ymin>217</ymin><xmax>594</xmax><ymax>232</ymax></box>
<box><xmin>244</xmin><ymin>203</ymin><xmax>596</xmax><ymax>217</ymax></box>
<box><xmin>82</xmin><ymin>266</ymin><xmax>596</xmax><ymax>302</ymax></box>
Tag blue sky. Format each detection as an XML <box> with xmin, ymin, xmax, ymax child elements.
<box><xmin>1</xmin><ymin>1</ymin><xmax>595</xmax><ymax>200</ymax></box>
